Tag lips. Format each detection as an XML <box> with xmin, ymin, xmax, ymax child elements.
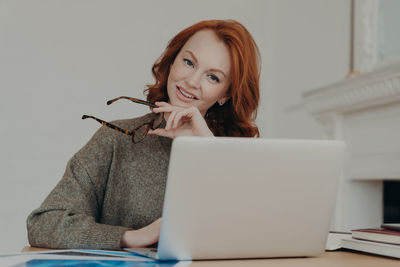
<box><xmin>177</xmin><ymin>86</ymin><xmax>197</xmax><ymax>100</ymax></box>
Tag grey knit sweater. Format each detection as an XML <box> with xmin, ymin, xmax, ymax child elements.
<box><xmin>26</xmin><ymin>113</ymin><xmax>172</xmax><ymax>250</ymax></box>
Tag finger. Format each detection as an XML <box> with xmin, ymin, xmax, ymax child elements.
<box><xmin>152</xmin><ymin>107</ymin><xmax>173</xmax><ymax>114</ymax></box>
<box><xmin>153</xmin><ymin>105</ymin><xmax>182</xmax><ymax>114</ymax></box>
<box><xmin>175</xmin><ymin>106</ymin><xmax>203</xmax><ymax>128</ymax></box>
<box><xmin>173</xmin><ymin>109</ymin><xmax>193</xmax><ymax>129</ymax></box>
<box><xmin>155</xmin><ymin>101</ymin><xmax>170</xmax><ymax>107</ymax></box>
<box><xmin>152</xmin><ymin>102</ymin><xmax>169</xmax><ymax>113</ymax></box>
<box><xmin>148</xmin><ymin>128</ymin><xmax>175</xmax><ymax>139</ymax></box>
<box><xmin>166</xmin><ymin>110</ymin><xmax>178</xmax><ymax>130</ymax></box>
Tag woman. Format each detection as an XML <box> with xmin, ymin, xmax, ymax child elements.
<box><xmin>27</xmin><ymin>19</ymin><xmax>261</xmax><ymax>250</ymax></box>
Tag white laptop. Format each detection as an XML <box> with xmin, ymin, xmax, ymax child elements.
<box><xmin>125</xmin><ymin>137</ymin><xmax>345</xmax><ymax>260</ymax></box>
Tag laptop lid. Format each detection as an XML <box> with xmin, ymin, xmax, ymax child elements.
<box><xmin>156</xmin><ymin>137</ymin><xmax>345</xmax><ymax>260</ymax></box>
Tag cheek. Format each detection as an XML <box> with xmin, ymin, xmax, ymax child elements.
<box><xmin>169</xmin><ymin>62</ymin><xmax>185</xmax><ymax>82</ymax></box>
<box><xmin>205</xmin><ymin>84</ymin><xmax>229</xmax><ymax>99</ymax></box>
<box><xmin>167</xmin><ymin>64</ymin><xmax>179</xmax><ymax>93</ymax></box>
<box><xmin>169</xmin><ymin>64</ymin><xmax>177</xmax><ymax>81</ymax></box>
<box><xmin>201</xmin><ymin>86</ymin><xmax>225</xmax><ymax>104</ymax></box>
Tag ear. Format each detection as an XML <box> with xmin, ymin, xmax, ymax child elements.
<box><xmin>217</xmin><ymin>95</ymin><xmax>231</xmax><ymax>106</ymax></box>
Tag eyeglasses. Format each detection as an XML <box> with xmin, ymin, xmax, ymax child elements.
<box><xmin>82</xmin><ymin>96</ymin><xmax>164</xmax><ymax>143</ymax></box>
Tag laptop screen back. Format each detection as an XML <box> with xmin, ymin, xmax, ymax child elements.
<box><xmin>157</xmin><ymin>137</ymin><xmax>345</xmax><ymax>260</ymax></box>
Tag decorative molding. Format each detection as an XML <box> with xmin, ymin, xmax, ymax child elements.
<box><xmin>303</xmin><ymin>60</ymin><xmax>400</xmax><ymax>181</ymax></box>
<box><xmin>303</xmin><ymin>61</ymin><xmax>400</xmax><ymax>120</ymax></box>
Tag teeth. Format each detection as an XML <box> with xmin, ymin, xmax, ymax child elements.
<box><xmin>179</xmin><ymin>87</ymin><xmax>195</xmax><ymax>99</ymax></box>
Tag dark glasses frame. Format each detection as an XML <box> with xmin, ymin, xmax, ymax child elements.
<box><xmin>82</xmin><ymin>96</ymin><xmax>164</xmax><ymax>143</ymax></box>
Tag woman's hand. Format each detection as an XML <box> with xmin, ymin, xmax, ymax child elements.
<box><xmin>148</xmin><ymin>102</ymin><xmax>214</xmax><ymax>139</ymax></box>
<box><xmin>120</xmin><ymin>218</ymin><xmax>161</xmax><ymax>248</ymax></box>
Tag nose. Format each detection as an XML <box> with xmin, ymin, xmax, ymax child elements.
<box><xmin>186</xmin><ymin>70</ymin><xmax>201</xmax><ymax>89</ymax></box>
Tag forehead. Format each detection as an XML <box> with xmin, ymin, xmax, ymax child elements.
<box><xmin>181</xmin><ymin>29</ymin><xmax>231</xmax><ymax>74</ymax></box>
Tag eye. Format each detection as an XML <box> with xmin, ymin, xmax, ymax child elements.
<box><xmin>183</xmin><ymin>58</ymin><xmax>194</xmax><ymax>68</ymax></box>
<box><xmin>208</xmin><ymin>74</ymin><xmax>220</xmax><ymax>83</ymax></box>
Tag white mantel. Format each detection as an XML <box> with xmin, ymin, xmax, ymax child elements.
<box><xmin>303</xmin><ymin>63</ymin><xmax>400</xmax><ymax>123</ymax></box>
<box><xmin>303</xmin><ymin>61</ymin><xmax>400</xmax><ymax>231</ymax></box>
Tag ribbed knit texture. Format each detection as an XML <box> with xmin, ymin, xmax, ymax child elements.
<box><xmin>27</xmin><ymin>113</ymin><xmax>172</xmax><ymax>250</ymax></box>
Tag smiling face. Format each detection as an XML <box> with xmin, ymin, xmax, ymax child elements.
<box><xmin>167</xmin><ymin>29</ymin><xmax>232</xmax><ymax>116</ymax></box>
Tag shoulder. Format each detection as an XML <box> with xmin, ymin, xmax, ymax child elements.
<box><xmin>109</xmin><ymin>113</ymin><xmax>157</xmax><ymax>130</ymax></box>
<box><xmin>75</xmin><ymin>113</ymin><xmax>157</xmax><ymax>159</ymax></box>
<box><xmin>89</xmin><ymin>113</ymin><xmax>156</xmax><ymax>142</ymax></box>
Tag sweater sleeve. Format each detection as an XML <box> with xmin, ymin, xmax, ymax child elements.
<box><xmin>26</xmin><ymin>126</ymin><xmax>132</xmax><ymax>250</ymax></box>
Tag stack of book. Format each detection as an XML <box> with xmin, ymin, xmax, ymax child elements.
<box><xmin>340</xmin><ymin>223</ymin><xmax>400</xmax><ymax>258</ymax></box>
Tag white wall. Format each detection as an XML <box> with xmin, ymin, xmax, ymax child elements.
<box><xmin>262</xmin><ymin>0</ymin><xmax>351</xmax><ymax>138</ymax></box>
<box><xmin>0</xmin><ymin>0</ymin><xmax>350</xmax><ymax>253</ymax></box>
<box><xmin>262</xmin><ymin>0</ymin><xmax>351</xmax><ymax>232</ymax></box>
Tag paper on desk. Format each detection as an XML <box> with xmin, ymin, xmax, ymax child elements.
<box><xmin>0</xmin><ymin>253</ymin><xmax>191</xmax><ymax>267</ymax></box>
<box><xmin>23</xmin><ymin>248</ymin><xmax>152</xmax><ymax>259</ymax></box>
<box><xmin>0</xmin><ymin>249</ymin><xmax>151</xmax><ymax>260</ymax></box>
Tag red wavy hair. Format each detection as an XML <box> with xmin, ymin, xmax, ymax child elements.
<box><xmin>145</xmin><ymin>20</ymin><xmax>260</xmax><ymax>137</ymax></box>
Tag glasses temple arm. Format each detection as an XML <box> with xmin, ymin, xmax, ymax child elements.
<box><xmin>106</xmin><ymin>96</ymin><xmax>156</xmax><ymax>108</ymax></box>
<box><xmin>82</xmin><ymin>115</ymin><xmax>135</xmax><ymax>136</ymax></box>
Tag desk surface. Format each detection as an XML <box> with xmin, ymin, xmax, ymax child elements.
<box><xmin>22</xmin><ymin>247</ymin><xmax>399</xmax><ymax>266</ymax></box>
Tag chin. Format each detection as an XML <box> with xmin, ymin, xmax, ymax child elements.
<box><xmin>170</xmin><ymin>97</ymin><xmax>190</xmax><ymax>108</ymax></box>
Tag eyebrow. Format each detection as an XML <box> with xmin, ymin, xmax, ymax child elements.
<box><xmin>184</xmin><ymin>50</ymin><xmax>227</xmax><ymax>79</ymax></box>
